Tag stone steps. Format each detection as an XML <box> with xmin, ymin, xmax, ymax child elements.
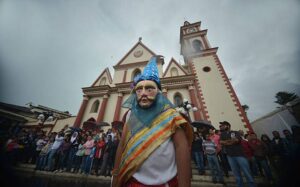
<box><xmin>14</xmin><ymin>164</ymin><xmax>270</xmax><ymax>187</ymax></box>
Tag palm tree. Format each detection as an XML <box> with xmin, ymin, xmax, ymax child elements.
<box><xmin>275</xmin><ymin>91</ymin><xmax>299</xmax><ymax>105</ymax></box>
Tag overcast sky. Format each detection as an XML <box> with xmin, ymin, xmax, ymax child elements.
<box><xmin>0</xmin><ymin>0</ymin><xmax>299</xmax><ymax>122</ymax></box>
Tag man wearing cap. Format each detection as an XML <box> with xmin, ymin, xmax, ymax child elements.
<box><xmin>111</xmin><ymin>56</ymin><xmax>193</xmax><ymax>187</ymax></box>
<box><xmin>219</xmin><ymin>121</ymin><xmax>255</xmax><ymax>187</ymax></box>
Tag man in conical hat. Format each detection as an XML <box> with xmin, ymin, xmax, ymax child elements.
<box><xmin>112</xmin><ymin>56</ymin><xmax>193</xmax><ymax>187</ymax></box>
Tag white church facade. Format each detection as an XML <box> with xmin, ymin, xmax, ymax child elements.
<box><xmin>73</xmin><ymin>21</ymin><xmax>252</xmax><ymax>132</ymax></box>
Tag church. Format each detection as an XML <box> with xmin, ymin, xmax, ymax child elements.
<box><xmin>73</xmin><ymin>21</ymin><xmax>252</xmax><ymax>133</ymax></box>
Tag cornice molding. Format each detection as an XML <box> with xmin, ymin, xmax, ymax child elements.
<box><xmin>187</xmin><ymin>47</ymin><xmax>218</xmax><ymax>59</ymax></box>
<box><xmin>82</xmin><ymin>74</ymin><xmax>196</xmax><ymax>97</ymax></box>
<box><xmin>183</xmin><ymin>29</ymin><xmax>208</xmax><ymax>39</ymax></box>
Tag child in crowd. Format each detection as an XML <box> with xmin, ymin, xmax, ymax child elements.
<box><xmin>203</xmin><ymin>133</ymin><xmax>224</xmax><ymax>184</ymax></box>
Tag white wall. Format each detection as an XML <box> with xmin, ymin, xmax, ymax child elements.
<box><xmin>192</xmin><ymin>56</ymin><xmax>247</xmax><ymax>131</ymax></box>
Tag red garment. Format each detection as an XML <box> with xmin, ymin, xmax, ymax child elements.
<box><xmin>6</xmin><ymin>140</ymin><xmax>18</xmax><ymax>152</ymax></box>
<box><xmin>124</xmin><ymin>176</ymin><xmax>178</xmax><ymax>187</ymax></box>
<box><xmin>240</xmin><ymin>139</ymin><xmax>253</xmax><ymax>159</ymax></box>
<box><xmin>95</xmin><ymin>140</ymin><xmax>105</xmax><ymax>158</ymax></box>
<box><xmin>209</xmin><ymin>134</ymin><xmax>221</xmax><ymax>153</ymax></box>
<box><xmin>248</xmin><ymin>139</ymin><xmax>268</xmax><ymax>157</ymax></box>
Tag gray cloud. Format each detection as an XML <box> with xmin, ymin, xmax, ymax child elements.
<box><xmin>0</xmin><ymin>0</ymin><xmax>299</xmax><ymax>121</ymax></box>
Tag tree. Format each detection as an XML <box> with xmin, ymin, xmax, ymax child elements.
<box><xmin>241</xmin><ymin>104</ymin><xmax>250</xmax><ymax>118</ymax></box>
<box><xmin>242</xmin><ymin>104</ymin><xmax>249</xmax><ymax>112</ymax></box>
<box><xmin>275</xmin><ymin>91</ymin><xmax>299</xmax><ymax>105</ymax></box>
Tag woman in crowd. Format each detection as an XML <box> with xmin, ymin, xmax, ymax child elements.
<box><xmin>73</xmin><ymin>139</ymin><xmax>85</xmax><ymax>173</ymax></box>
<box><xmin>93</xmin><ymin>136</ymin><xmax>106</xmax><ymax>175</ymax></box>
<box><xmin>82</xmin><ymin>135</ymin><xmax>94</xmax><ymax>174</ymax></box>
<box><xmin>35</xmin><ymin>137</ymin><xmax>54</xmax><ymax>170</ymax></box>
<box><xmin>55</xmin><ymin>137</ymin><xmax>71</xmax><ymax>172</ymax></box>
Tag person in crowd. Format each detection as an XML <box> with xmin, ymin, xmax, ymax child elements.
<box><xmin>99</xmin><ymin>134</ymin><xmax>113</xmax><ymax>176</ymax></box>
<box><xmin>55</xmin><ymin>136</ymin><xmax>71</xmax><ymax>172</ymax></box>
<box><xmin>93</xmin><ymin>136</ymin><xmax>106</xmax><ymax>175</ymax></box>
<box><xmin>215</xmin><ymin>129</ymin><xmax>231</xmax><ymax>177</ymax></box>
<box><xmin>5</xmin><ymin>136</ymin><xmax>20</xmax><ymax>165</ymax></box>
<box><xmin>35</xmin><ymin>135</ymin><xmax>47</xmax><ymax>164</ymax></box>
<box><xmin>82</xmin><ymin>135</ymin><xmax>94</xmax><ymax>174</ymax></box>
<box><xmin>84</xmin><ymin>142</ymin><xmax>96</xmax><ymax>175</ymax></box>
<box><xmin>209</xmin><ymin>129</ymin><xmax>221</xmax><ymax>155</ymax></box>
<box><xmin>28</xmin><ymin>130</ymin><xmax>38</xmax><ymax>164</ymax></box>
<box><xmin>66</xmin><ymin>131</ymin><xmax>80</xmax><ymax>172</ymax></box>
<box><xmin>191</xmin><ymin>132</ymin><xmax>205</xmax><ymax>175</ymax></box>
<box><xmin>73</xmin><ymin>139</ymin><xmax>85</xmax><ymax>173</ymax></box>
<box><xmin>203</xmin><ymin>134</ymin><xmax>224</xmax><ymax>184</ymax></box>
<box><xmin>112</xmin><ymin>56</ymin><xmax>193</xmax><ymax>187</ymax></box>
<box><xmin>239</xmin><ymin>130</ymin><xmax>259</xmax><ymax>177</ymax></box>
<box><xmin>248</xmin><ymin>133</ymin><xmax>273</xmax><ymax>183</ymax></box>
<box><xmin>220</xmin><ymin>121</ymin><xmax>255</xmax><ymax>187</ymax></box>
<box><xmin>111</xmin><ymin>135</ymin><xmax>119</xmax><ymax>169</ymax></box>
<box><xmin>270</xmin><ymin>130</ymin><xmax>289</xmax><ymax>171</ymax></box>
<box><xmin>46</xmin><ymin>131</ymin><xmax>64</xmax><ymax>171</ymax></box>
<box><xmin>260</xmin><ymin>134</ymin><xmax>274</xmax><ymax>164</ymax></box>
<box><xmin>282</xmin><ymin>129</ymin><xmax>295</xmax><ymax>155</ymax></box>
<box><xmin>106</xmin><ymin>129</ymin><xmax>114</xmax><ymax>142</ymax></box>
<box><xmin>18</xmin><ymin>131</ymin><xmax>30</xmax><ymax>163</ymax></box>
<box><xmin>35</xmin><ymin>137</ymin><xmax>53</xmax><ymax>170</ymax></box>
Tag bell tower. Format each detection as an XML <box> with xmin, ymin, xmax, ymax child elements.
<box><xmin>180</xmin><ymin>21</ymin><xmax>253</xmax><ymax>132</ymax></box>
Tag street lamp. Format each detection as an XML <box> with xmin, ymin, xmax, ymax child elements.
<box><xmin>176</xmin><ymin>98</ymin><xmax>198</xmax><ymax>122</ymax></box>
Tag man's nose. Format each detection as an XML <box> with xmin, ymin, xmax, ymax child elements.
<box><xmin>140</xmin><ymin>87</ymin><xmax>147</xmax><ymax>95</ymax></box>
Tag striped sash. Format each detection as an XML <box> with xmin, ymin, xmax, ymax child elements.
<box><xmin>116</xmin><ymin>108</ymin><xmax>192</xmax><ymax>186</ymax></box>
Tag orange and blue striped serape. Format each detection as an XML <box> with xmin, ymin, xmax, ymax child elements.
<box><xmin>116</xmin><ymin>108</ymin><xmax>193</xmax><ymax>186</ymax></box>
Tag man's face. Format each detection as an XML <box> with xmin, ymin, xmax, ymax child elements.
<box><xmin>219</xmin><ymin>125</ymin><xmax>225</xmax><ymax>131</ymax></box>
<box><xmin>272</xmin><ymin>131</ymin><xmax>280</xmax><ymax>138</ymax></box>
<box><xmin>135</xmin><ymin>80</ymin><xmax>158</xmax><ymax>108</ymax></box>
<box><xmin>223</xmin><ymin>124</ymin><xmax>230</xmax><ymax>131</ymax></box>
<box><xmin>283</xmin><ymin>130</ymin><xmax>291</xmax><ymax>137</ymax></box>
<box><xmin>220</xmin><ymin>124</ymin><xmax>229</xmax><ymax>131</ymax></box>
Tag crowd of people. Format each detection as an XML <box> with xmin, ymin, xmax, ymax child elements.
<box><xmin>2</xmin><ymin>121</ymin><xmax>300</xmax><ymax>186</ymax></box>
<box><xmin>4</xmin><ymin>126</ymin><xmax>120</xmax><ymax>177</ymax></box>
<box><xmin>191</xmin><ymin>121</ymin><xmax>300</xmax><ymax>187</ymax></box>
<box><xmin>3</xmin><ymin>122</ymin><xmax>300</xmax><ymax>185</ymax></box>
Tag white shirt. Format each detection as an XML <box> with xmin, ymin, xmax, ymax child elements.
<box><xmin>51</xmin><ymin>135</ymin><xmax>64</xmax><ymax>150</ymax></box>
<box><xmin>133</xmin><ymin>138</ymin><xmax>177</xmax><ymax>185</ymax></box>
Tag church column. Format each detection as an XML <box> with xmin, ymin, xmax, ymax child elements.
<box><xmin>162</xmin><ymin>88</ymin><xmax>168</xmax><ymax>97</ymax></box>
<box><xmin>73</xmin><ymin>96</ymin><xmax>89</xmax><ymax>128</ymax></box>
<box><xmin>188</xmin><ymin>86</ymin><xmax>201</xmax><ymax>121</ymax></box>
<box><xmin>97</xmin><ymin>94</ymin><xmax>109</xmax><ymax>123</ymax></box>
<box><xmin>113</xmin><ymin>93</ymin><xmax>123</xmax><ymax>121</ymax></box>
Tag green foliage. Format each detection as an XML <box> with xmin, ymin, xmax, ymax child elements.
<box><xmin>242</xmin><ymin>104</ymin><xmax>249</xmax><ymax>112</ymax></box>
<box><xmin>275</xmin><ymin>91</ymin><xmax>299</xmax><ymax>105</ymax></box>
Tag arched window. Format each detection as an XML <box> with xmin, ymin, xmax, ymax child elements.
<box><xmin>90</xmin><ymin>100</ymin><xmax>100</xmax><ymax>113</ymax></box>
<box><xmin>100</xmin><ymin>77</ymin><xmax>106</xmax><ymax>85</ymax></box>
<box><xmin>170</xmin><ymin>67</ymin><xmax>179</xmax><ymax>77</ymax></box>
<box><xmin>192</xmin><ymin>40</ymin><xmax>203</xmax><ymax>52</ymax></box>
<box><xmin>173</xmin><ymin>93</ymin><xmax>183</xmax><ymax>107</ymax></box>
<box><xmin>132</xmin><ymin>68</ymin><xmax>141</xmax><ymax>81</ymax></box>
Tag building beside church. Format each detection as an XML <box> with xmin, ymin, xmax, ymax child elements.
<box><xmin>74</xmin><ymin>21</ymin><xmax>252</xmax><ymax>132</ymax></box>
<box><xmin>0</xmin><ymin>102</ymin><xmax>75</xmax><ymax>137</ymax></box>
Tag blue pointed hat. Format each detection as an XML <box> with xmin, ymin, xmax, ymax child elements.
<box><xmin>134</xmin><ymin>56</ymin><xmax>161</xmax><ymax>89</ymax></box>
